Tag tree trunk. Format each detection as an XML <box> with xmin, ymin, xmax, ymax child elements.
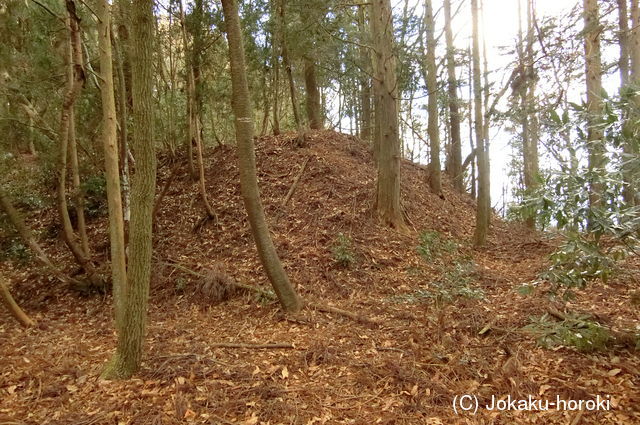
<box><xmin>358</xmin><ymin>6</ymin><xmax>372</xmax><ymax>142</ymax></box>
<box><xmin>424</xmin><ymin>0</ymin><xmax>441</xmax><ymax>194</ymax></box>
<box><xmin>0</xmin><ymin>280</ymin><xmax>35</xmax><ymax>328</ymax></box>
<box><xmin>583</xmin><ymin>0</ymin><xmax>606</xmax><ymax>217</ymax></box>
<box><xmin>444</xmin><ymin>0</ymin><xmax>463</xmax><ymax>192</ymax></box>
<box><xmin>472</xmin><ymin>0</ymin><xmax>489</xmax><ymax>246</ymax></box>
<box><xmin>275</xmin><ymin>0</ymin><xmax>302</xmax><ymax>131</ymax></box>
<box><xmin>58</xmin><ymin>2</ymin><xmax>100</xmax><ymax>279</ymax></box>
<box><xmin>371</xmin><ymin>0</ymin><xmax>403</xmax><ymax>229</ymax></box>
<box><xmin>68</xmin><ymin>109</ymin><xmax>89</xmax><ymax>256</ymax></box>
<box><xmin>179</xmin><ymin>0</ymin><xmax>217</xmax><ymax>220</ymax></box>
<box><xmin>102</xmin><ymin>0</ymin><xmax>157</xmax><ymax>379</ymax></box>
<box><xmin>624</xmin><ymin>0</ymin><xmax>639</xmax><ymax>207</ymax></box>
<box><xmin>304</xmin><ymin>56</ymin><xmax>323</xmax><ymax>130</ymax></box>
<box><xmin>97</xmin><ymin>0</ymin><xmax>128</xmax><ymax>334</ymax></box>
<box><xmin>618</xmin><ymin>0</ymin><xmax>630</xmax><ymax>87</ymax></box>
<box><xmin>221</xmin><ymin>0</ymin><xmax>302</xmax><ymax>314</ymax></box>
<box><xmin>518</xmin><ymin>0</ymin><xmax>539</xmax><ymax>229</ymax></box>
<box><xmin>112</xmin><ymin>17</ymin><xmax>131</xmax><ymax>223</ymax></box>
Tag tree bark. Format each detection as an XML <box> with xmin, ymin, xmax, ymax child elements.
<box><xmin>624</xmin><ymin>0</ymin><xmax>639</xmax><ymax>207</ymax></box>
<box><xmin>97</xmin><ymin>0</ymin><xmax>128</xmax><ymax>335</ymax></box>
<box><xmin>304</xmin><ymin>56</ymin><xmax>323</xmax><ymax>130</ymax></box>
<box><xmin>424</xmin><ymin>0</ymin><xmax>441</xmax><ymax>194</ymax></box>
<box><xmin>0</xmin><ymin>279</ymin><xmax>35</xmax><ymax>328</ymax></box>
<box><xmin>583</xmin><ymin>0</ymin><xmax>606</xmax><ymax>217</ymax></box>
<box><xmin>102</xmin><ymin>0</ymin><xmax>157</xmax><ymax>379</ymax></box>
<box><xmin>221</xmin><ymin>0</ymin><xmax>302</xmax><ymax>313</ymax></box>
<box><xmin>371</xmin><ymin>0</ymin><xmax>404</xmax><ymax>229</ymax></box>
<box><xmin>358</xmin><ymin>6</ymin><xmax>372</xmax><ymax>142</ymax></box>
<box><xmin>67</xmin><ymin>108</ymin><xmax>89</xmax><ymax>255</ymax></box>
<box><xmin>179</xmin><ymin>0</ymin><xmax>217</xmax><ymax>220</ymax></box>
<box><xmin>57</xmin><ymin>1</ymin><xmax>101</xmax><ymax>279</ymax></box>
<box><xmin>472</xmin><ymin>0</ymin><xmax>490</xmax><ymax>246</ymax></box>
<box><xmin>444</xmin><ymin>0</ymin><xmax>463</xmax><ymax>192</ymax></box>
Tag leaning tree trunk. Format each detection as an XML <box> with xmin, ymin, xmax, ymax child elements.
<box><xmin>97</xmin><ymin>0</ymin><xmax>127</xmax><ymax>333</ymax></box>
<box><xmin>424</xmin><ymin>0</ymin><xmax>441</xmax><ymax>194</ymax></box>
<box><xmin>0</xmin><ymin>279</ymin><xmax>35</xmax><ymax>328</ymax></box>
<box><xmin>472</xmin><ymin>0</ymin><xmax>490</xmax><ymax>247</ymax></box>
<box><xmin>102</xmin><ymin>0</ymin><xmax>157</xmax><ymax>379</ymax></box>
<box><xmin>0</xmin><ymin>187</ymin><xmax>83</xmax><ymax>286</ymax></box>
<box><xmin>221</xmin><ymin>0</ymin><xmax>302</xmax><ymax>313</ymax></box>
<box><xmin>371</xmin><ymin>0</ymin><xmax>404</xmax><ymax>229</ymax></box>
<box><xmin>444</xmin><ymin>0</ymin><xmax>463</xmax><ymax>192</ymax></box>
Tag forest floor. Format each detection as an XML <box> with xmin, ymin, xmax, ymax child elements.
<box><xmin>0</xmin><ymin>130</ymin><xmax>638</xmax><ymax>425</ymax></box>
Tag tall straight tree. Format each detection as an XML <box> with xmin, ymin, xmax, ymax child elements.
<box><xmin>358</xmin><ymin>6</ymin><xmax>372</xmax><ymax>142</ymax></box>
<box><xmin>371</xmin><ymin>0</ymin><xmax>403</xmax><ymax>228</ymax></box>
<box><xmin>624</xmin><ymin>0</ymin><xmax>640</xmax><ymax>206</ymax></box>
<box><xmin>424</xmin><ymin>0</ymin><xmax>441</xmax><ymax>194</ymax></box>
<box><xmin>518</xmin><ymin>0</ymin><xmax>540</xmax><ymax>229</ymax></box>
<box><xmin>444</xmin><ymin>0</ymin><xmax>463</xmax><ymax>192</ymax></box>
<box><xmin>583</xmin><ymin>0</ymin><xmax>606</xmax><ymax>215</ymax></box>
<box><xmin>472</xmin><ymin>0</ymin><xmax>490</xmax><ymax>246</ymax></box>
<box><xmin>103</xmin><ymin>0</ymin><xmax>157</xmax><ymax>379</ymax></box>
<box><xmin>221</xmin><ymin>0</ymin><xmax>302</xmax><ymax>313</ymax></box>
<box><xmin>96</xmin><ymin>0</ymin><xmax>127</xmax><ymax>332</ymax></box>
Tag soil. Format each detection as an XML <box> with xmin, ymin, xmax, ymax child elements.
<box><xmin>0</xmin><ymin>130</ymin><xmax>638</xmax><ymax>424</ymax></box>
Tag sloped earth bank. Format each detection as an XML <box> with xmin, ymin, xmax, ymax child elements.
<box><xmin>0</xmin><ymin>130</ymin><xmax>638</xmax><ymax>424</ymax></box>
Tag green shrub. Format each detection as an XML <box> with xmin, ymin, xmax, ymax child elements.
<box><xmin>417</xmin><ymin>230</ymin><xmax>457</xmax><ymax>261</ymax></box>
<box><xmin>0</xmin><ymin>237</ymin><xmax>30</xmax><ymax>263</ymax></box>
<box><xmin>80</xmin><ymin>175</ymin><xmax>108</xmax><ymax>217</ymax></box>
<box><xmin>332</xmin><ymin>233</ymin><xmax>355</xmax><ymax>267</ymax></box>
<box><xmin>525</xmin><ymin>313</ymin><xmax>611</xmax><ymax>352</ymax></box>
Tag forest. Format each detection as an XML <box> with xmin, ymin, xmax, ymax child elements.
<box><xmin>0</xmin><ymin>0</ymin><xmax>639</xmax><ymax>423</ymax></box>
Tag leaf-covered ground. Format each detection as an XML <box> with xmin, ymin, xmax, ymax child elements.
<box><xmin>1</xmin><ymin>131</ymin><xmax>638</xmax><ymax>424</ymax></box>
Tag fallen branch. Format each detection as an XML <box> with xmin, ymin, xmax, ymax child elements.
<box><xmin>158</xmin><ymin>258</ymin><xmax>379</xmax><ymax>325</ymax></box>
<box><xmin>282</xmin><ymin>155</ymin><xmax>312</xmax><ymax>207</ymax></box>
<box><xmin>210</xmin><ymin>342</ymin><xmax>294</xmax><ymax>349</ymax></box>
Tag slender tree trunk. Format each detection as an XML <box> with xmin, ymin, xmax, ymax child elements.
<box><xmin>619</xmin><ymin>0</ymin><xmax>630</xmax><ymax>87</ymax></box>
<box><xmin>371</xmin><ymin>0</ymin><xmax>403</xmax><ymax>228</ymax></box>
<box><xmin>271</xmin><ymin>1</ymin><xmax>281</xmax><ymax>137</ymax></box>
<box><xmin>583</xmin><ymin>0</ymin><xmax>606</xmax><ymax>217</ymax></box>
<box><xmin>102</xmin><ymin>0</ymin><xmax>157</xmax><ymax>379</ymax></box>
<box><xmin>304</xmin><ymin>56</ymin><xmax>323</xmax><ymax>129</ymax></box>
<box><xmin>97</xmin><ymin>0</ymin><xmax>127</xmax><ymax>334</ymax></box>
<box><xmin>221</xmin><ymin>0</ymin><xmax>302</xmax><ymax>313</ymax></box>
<box><xmin>113</xmin><ymin>24</ymin><xmax>130</xmax><ymax>223</ymax></box>
<box><xmin>358</xmin><ymin>6</ymin><xmax>372</xmax><ymax>142</ymax></box>
<box><xmin>58</xmin><ymin>2</ymin><xmax>100</xmax><ymax>278</ymax></box>
<box><xmin>444</xmin><ymin>0</ymin><xmax>462</xmax><ymax>192</ymax></box>
<box><xmin>68</xmin><ymin>107</ymin><xmax>89</xmax><ymax>255</ymax></box>
<box><xmin>472</xmin><ymin>0</ymin><xmax>489</xmax><ymax>246</ymax></box>
<box><xmin>0</xmin><ymin>280</ymin><xmax>35</xmax><ymax>328</ymax></box>
<box><xmin>178</xmin><ymin>0</ymin><xmax>216</xmax><ymax>220</ymax></box>
<box><xmin>424</xmin><ymin>0</ymin><xmax>441</xmax><ymax>194</ymax></box>
<box><xmin>274</xmin><ymin>0</ymin><xmax>302</xmax><ymax>131</ymax></box>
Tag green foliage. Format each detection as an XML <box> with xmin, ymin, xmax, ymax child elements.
<box><xmin>80</xmin><ymin>175</ymin><xmax>108</xmax><ymax>218</ymax></box>
<box><xmin>331</xmin><ymin>232</ymin><xmax>355</xmax><ymax>267</ymax></box>
<box><xmin>525</xmin><ymin>313</ymin><xmax>611</xmax><ymax>352</ymax></box>
<box><xmin>416</xmin><ymin>230</ymin><xmax>457</xmax><ymax>261</ymax></box>
<box><xmin>540</xmin><ymin>233</ymin><xmax>625</xmax><ymax>293</ymax></box>
<box><xmin>390</xmin><ymin>259</ymin><xmax>483</xmax><ymax>305</ymax></box>
<box><xmin>0</xmin><ymin>237</ymin><xmax>30</xmax><ymax>264</ymax></box>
